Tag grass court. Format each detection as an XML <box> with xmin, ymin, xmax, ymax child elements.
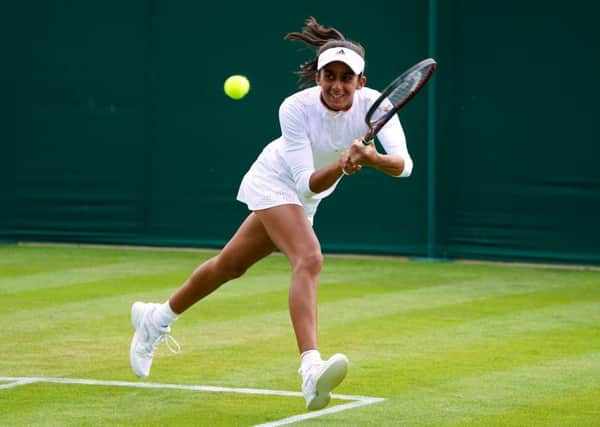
<box><xmin>1</xmin><ymin>244</ymin><xmax>599</xmax><ymax>426</ymax></box>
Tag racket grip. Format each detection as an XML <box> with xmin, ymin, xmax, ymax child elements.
<box><xmin>361</xmin><ymin>138</ymin><xmax>373</xmax><ymax>146</ymax></box>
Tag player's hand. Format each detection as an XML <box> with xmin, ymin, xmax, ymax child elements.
<box><xmin>339</xmin><ymin>149</ymin><xmax>362</xmax><ymax>175</ymax></box>
<box><xmin>348</xmin><ymin>139</ymin><xmax>377</xmax><ymax>166</ymax></box>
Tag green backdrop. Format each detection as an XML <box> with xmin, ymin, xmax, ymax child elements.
<box><xmin>435</xmin><ymin>1</ymin><xmax>600</xmax><ymax>264</ymax></box>
<box><xmin>1</xmin><ymin>1</ymin><xmax>599</xmax><ymax>265</ymax></box>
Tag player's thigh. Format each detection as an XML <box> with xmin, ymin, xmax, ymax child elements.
<box><xmin>254</xmin><ymin>204</ymin><xmax>321</xmax><ymax>265</ymax></box>
<box><xmin>217</xmin><ymin>213</ymin><xmax>276</xmax><ymax>276</ymax></box>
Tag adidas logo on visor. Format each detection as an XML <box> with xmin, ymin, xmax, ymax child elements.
<box><xmin>317</xmin><ymin>47</ymin><xmax>365</xmax><ymax>74</ymax></box>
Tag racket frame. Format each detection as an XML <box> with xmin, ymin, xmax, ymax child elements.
<box><xmin>362</xmin><ymin>58</ymin><xmax>437</xmax><ymax>145</ymax></box>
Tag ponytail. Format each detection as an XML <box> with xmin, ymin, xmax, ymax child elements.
<box><xmin>284</xmin><ymin>17</ymin><xmax>365</xmax><ymax>88</ymax></box>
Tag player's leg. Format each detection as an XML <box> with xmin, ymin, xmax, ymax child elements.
<box><xmin>130</xmin><ymin>213</ymin><xmax>276</xmax><ymax>378</ymax></box>
<box><xmin>255</xmin><ymin>204</ymin><xmax>322</xmax><ymax>353</ymax></box>
<box><xmin>168</xmin><ymin>213</ymin><xmax>276</xmax><ymax>313</ymax></box>
<box><xmin>254</xmin><ymin>204</ymin><xmax>348</xmax><ymax>410</ymax></box>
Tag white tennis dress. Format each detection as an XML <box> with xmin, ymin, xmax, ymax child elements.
<box><xmin>237</xmin><ymin>85</ymin><xmax>413</xmax><ymax>224</ymax></box>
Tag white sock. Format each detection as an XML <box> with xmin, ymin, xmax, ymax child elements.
<box><xmin>152</xmin><ymin>300</ymin><xmax>179</xmax><ymax>327</ymax></box>
<box><xmin>300</xmin><ymin>349</ymin><xmax>322</xmax><ymax>373</ymax></box>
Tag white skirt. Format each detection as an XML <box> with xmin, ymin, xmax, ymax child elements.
<box><xmin>236</xmin><ymin>154</ymin><xmax>320</xmax><ymax>224</ymax></box>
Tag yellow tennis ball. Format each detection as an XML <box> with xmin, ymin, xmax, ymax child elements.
<box><xmin>224</xmin><ymin>75</ymin><xmax>250</xmax><ymax>100</ymax></box>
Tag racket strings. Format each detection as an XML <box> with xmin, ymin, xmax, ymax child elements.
<box><xmin>388</xmin><ymin>70</ymin><xmax>425</xmax><ymax>104</ymax></box>
<box><xmin>363</xmin><ymin>58</ymin><xmax>436</xmax><ymax>138</ymax></box>
<box><xmin>370</xmin><ymin>67</ymin><xmax>432</xmax><ymax>123</ymax></box>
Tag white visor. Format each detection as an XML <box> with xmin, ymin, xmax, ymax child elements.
<box><xmin>317</xmin><ymin>47</ymin><xmax>365</xmax><ymax>75</ymax></box>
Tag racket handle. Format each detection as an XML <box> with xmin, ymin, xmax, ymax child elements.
<box><xmin>361</xmin><ymin>138</ymin><xmax>373</xmax><ymax>146</ymax></box>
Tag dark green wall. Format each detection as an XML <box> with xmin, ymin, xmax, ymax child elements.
<box><xmin>2</xmin><ymin>1</ymin><xmax>599</xmax><ymax>265</ymax></box>
<box><xmin>435</xmin><ymin>1</ymin><xmax>600</xmax><ymax>264</ymax></box>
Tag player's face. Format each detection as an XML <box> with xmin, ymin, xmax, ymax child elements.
<box><xmin>316</xmin><ymin>62</ymin><xmax>366</xmax><ymax>111</ymax></box>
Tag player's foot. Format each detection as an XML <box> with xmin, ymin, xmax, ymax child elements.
<box><xmin>299</xmin><ymin>353</ymin><xmax>349</xmax><ymax>410</ymax></box>
<box><xmin>130</xmin><ymin>302</ymin><xmax>180</xmax><ymax>378</ymax></box>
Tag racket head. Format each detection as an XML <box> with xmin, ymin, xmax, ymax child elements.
<box><xmin>363</xmin><ymin>58</ymin><xmax>437</xmax><ymax>143</ymax></box>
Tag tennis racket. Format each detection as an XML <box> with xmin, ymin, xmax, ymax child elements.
<box><xmin>362</xmin><ymin>58</ymin><xmax>437</xmax><ymax>145</ymax></box>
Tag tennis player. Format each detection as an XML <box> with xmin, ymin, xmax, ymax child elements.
<box><xmin>129</xmin><ymin>17</ymin><xmax>413</xmax><ymax>411</ymax></box>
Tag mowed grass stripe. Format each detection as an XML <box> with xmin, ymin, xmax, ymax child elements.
<box><xmin>316</xmin><ymin>276</ymin><xmax>570</xmax><ymax>326</ymax></box>
<box><xmin>2</xmin><ymin>272</ymin><xmax>296</xmax><ymax>319</ymax></box>
<box><xmin>328</xmin><ymin>286</ymin><xmax>598</xmax><ymax>345</ymax></box>
<box><xmin>472</xmin><ymin>384</ymin><xmax>600</xmax><ymax>426</ymax></box>
<box><xmin>348</xmin><ymin>325</ymin><xmax>600</xmax><ymax>397</ymax></box>
<box><xmin>1</xmin><ymin>382</ymin><xmax>293</xmax><ymax>427</ymax></box>
<box><xmin>297</xmin><ymin>301</ymin><xmax>599</xmax><ymax>396</ymax></box>
<box><xmin>1</xmin><ymin>269</ymin><xmax>294</xmax><ymax>326</ymax></box>
<box><xmin>0</xmin><ymin>260</ymin><xmax>192</xmax><ymax>294</ymax></box>
<box><xmin>381</xmin><ymin>351</ymin><xmax>600</xmax><ymax>426</ymax></box>
<box><xmin>341</xmin><ymin>300</ymin><xmax>600</xmax><ymax>366</ymax></box>
<box><xmin>0</xmin><ymin>245</ymin><xmax>204</xmax><ymax>276</ymax></box>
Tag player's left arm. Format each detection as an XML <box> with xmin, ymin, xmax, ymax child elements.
<box><xmin>347</xmin><ymin>115</ymin><xmax>413</xmax><ymax>177</ymax></box>
<box><xmin>346</xmin><ymin>140</ymin><xmax>405</xmax><ymax>176</ymax></box>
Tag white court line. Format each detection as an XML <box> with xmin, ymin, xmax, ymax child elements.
<box><xmin>0</xmin><ymin>376</ymin><xmax>385</xmax><ymax>426</ymax></box>
<box><xmin>254</xmin><ymin>397</ymin><xmax>385</xmax><ymax>427</ymax></box>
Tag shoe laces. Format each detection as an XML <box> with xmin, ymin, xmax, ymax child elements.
<box><xmin>154</xmin><ymin>332</ymin><xmax>181</xmax><ymax>354</ymax></box>
<box><xmin>139</xmin><ymin>324</ymin><xmax>181</xmax><ymax>358</ymax></box>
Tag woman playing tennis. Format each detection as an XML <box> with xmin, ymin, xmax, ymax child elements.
<box><xmin>129</xmin><ymin>17</ymin><xmax>413</xmax><ymax>411</ymax></box>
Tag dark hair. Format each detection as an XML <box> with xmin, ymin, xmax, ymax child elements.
<box><xmin>284</xmin><ymin>17</ymin><xmax>365</xmax><ymax>88</ymax></box>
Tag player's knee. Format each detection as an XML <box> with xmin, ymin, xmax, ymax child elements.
<box><xmin>294</xmin><ymin>251</ymin><xmax>323</xmax><ymax>276</ymax></box>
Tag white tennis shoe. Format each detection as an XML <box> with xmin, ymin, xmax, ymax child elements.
<box><xmin>299</xmin><ymin>353</ymin><xmax>349</xmax><ymax>410</ymax></box>
<box><xmin>129</xmin><ymin>302</ymin><xmax>180</xmax><ymax>378</ymax></box>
